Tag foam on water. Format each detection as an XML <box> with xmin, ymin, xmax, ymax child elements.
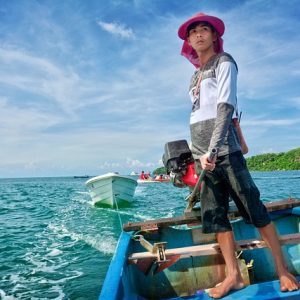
<box><xmin>0</xmin><ymin>290</ymin><xmax>17</xmax><ymax>300</ymax></box>
<box><xmin>46</xmin><ymin>285</ymin><xmax>66</xmax><ymax>300</ymax></box>
<box><xmin>75</xmin><ymin>234</ymin><xmax>117</xmax><ymax>254</ymax></box>
<box><xmin>133</xmin><ymin>212</ymin><xmax>158</xmax><ymax>221</ymax></box>
<box><xmin>73</xmin><ymin>197</ymin><xmax>90</xmax><ymax>205</ymax></box>
<box><xmin>75</xmin><ymin>191</ymin><xmax>90</xmax><ymax>195</ymax></box>
<box><xmin>47</xmin><ymin>248</ymin><xmax>63</xmax><ymax>257</ymax></box>
<box><xmin>39</xmin><ymin>270</ymin><xmax>83</xmax><ymax>284</ymax></box>
<box><xmin>95</xmin><ymin>207</ymin><xmax>133</xmax><ymax>216</ymax></box>
<box><xmin>48</xmin><ymin>223</ymin><xmax>117</xmax><ymax>254</ymax></box>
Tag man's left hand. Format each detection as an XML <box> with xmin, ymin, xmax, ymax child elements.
<box><xmin>200</xmin><ymin>153</ymin><xmax>216</xmax><ymax>171</ymax></box>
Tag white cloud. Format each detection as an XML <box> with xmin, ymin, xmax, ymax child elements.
<box><xmin>126</xmin><ymin>158</ymin><xmax>155</xmax><ymax>168</ymax></box>
<box><xmin>244</xmin><ymin>118</ymin><xmax>300</xmax><ymax>127</ymax></box>
<box><xmin>97</xmin><ymin>21</ymin><xmax>135</xmax><ymax>39</ymax></box>
<box><xmin>0</xmin><ymin>48</ymin><xmax>92</xmax><ymax>115</ymax></box>
<box><xmin>98</xmin><ymin>161</ymin><xmax>121</xmax><ymax>169</ymax></box>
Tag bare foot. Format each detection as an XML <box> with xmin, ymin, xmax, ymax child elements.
<box><xmin>279</xmin><ymin>272</ymin><xmax>300</xmax><ymax>292</ymax></box>
<box><xmin>208</xmin><ymin>275</ymin><xmax>244</xmax><ymax>298</ymax></box>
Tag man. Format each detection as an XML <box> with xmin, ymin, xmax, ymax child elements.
<box><xmin>178</xmin><ymin>12</ymin><xmax>300</xmax><ymax>298</ymax></box>
<box><xmin>139</xmin><ymin>171</ymin><xmax>146</xmax><ymax>180</ymax></box>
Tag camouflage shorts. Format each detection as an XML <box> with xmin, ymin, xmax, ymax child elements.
<box><xmin>195</xmin><ymin>151</ymin><xmax>271</xmax><ymax>234</ymax></box>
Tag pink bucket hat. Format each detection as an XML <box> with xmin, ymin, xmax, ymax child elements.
<box><xmin>178</xmin><ymin>12</ymin><xmax>225</xmax><ymax>68</ymax></box>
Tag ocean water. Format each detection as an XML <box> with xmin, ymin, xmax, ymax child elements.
<box><xmin>0</xmin><ymin>171</ymin><xmax>299</xmax><ymax>299</ymax></box>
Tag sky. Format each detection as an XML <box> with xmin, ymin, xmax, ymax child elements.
<box><xmin>0</xmin><ymin>0</ymin><xmax>300</xmax><ymax>178</ymax></box>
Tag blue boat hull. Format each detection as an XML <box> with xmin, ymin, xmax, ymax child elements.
<box><xmin>99</xmin><ymin>207</ymin><xmax>300</xmax><ymax>299</ymax></box>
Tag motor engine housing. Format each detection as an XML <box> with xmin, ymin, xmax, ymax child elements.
<box><xmin>162</xmin><ymin>140</ymin><xmax>198</xmax><ymax>187</ymax></box>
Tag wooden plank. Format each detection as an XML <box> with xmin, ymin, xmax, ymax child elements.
<box><xmin>128</xmin><ymin>233</ymin><xmax>300</xmax><ymax>261</ymax></box>
<box><xmin>123</xmin><ymin>198</ymin><xmax>300</xmax><ymax>232</ymax></box>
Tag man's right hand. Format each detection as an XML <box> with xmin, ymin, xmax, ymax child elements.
<box><xmin>200</xmin><ymin>153</ymin><xmax>216</xmax><ymax>171</ymax></box>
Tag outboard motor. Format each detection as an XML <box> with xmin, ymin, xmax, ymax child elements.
<box><xmin>162</xmin><ymin>140</ymin><xmax>199</xmax><ymax>188</ymax></box>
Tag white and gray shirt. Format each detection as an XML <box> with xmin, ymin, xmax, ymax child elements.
<box><xmin>189</xmin><ymin>52</ymin><xmax>242</xmax><ymax>158</ymax></box>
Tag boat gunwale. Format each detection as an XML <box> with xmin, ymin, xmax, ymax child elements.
<box><xmin>85</xmin><ymin>173</ymin><xmax>137</xmax><ymax>186</ymax></box>
<box><xmin>123</xmin><ymin>198</ymin><xmax>300</xmax><ymax>232</ymax></box>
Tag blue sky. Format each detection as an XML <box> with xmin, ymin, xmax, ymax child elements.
<box><xmin>0</xmin><ymin>0</ymin><xmax>299</xmax><ymax>178</ymax></box>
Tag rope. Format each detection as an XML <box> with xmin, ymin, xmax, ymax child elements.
<box><xmin>132</xmin><ymin>234</ymin><xmax>143</xmax><ymax>241</ymax></box>
<box><xmin>114</xmin><ymin>194</ymin><xmax>124</xmax><ymax>232</ymax></box>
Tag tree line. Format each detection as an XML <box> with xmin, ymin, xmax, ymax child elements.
<box><xmin>246</xmin><ymin>147</ymin><xmax>300</xmax><ymax>171</ymax></box>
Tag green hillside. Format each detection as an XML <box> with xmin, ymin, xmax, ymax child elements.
<box><xmin>153</xmin><ymin>147</ymin><xmax>300</xmax><ymax>174</ymax></box>
<box><xmin>246</xmin><ymin>147</ymin><xmax>300</xmax><ymax>171</ymax></box>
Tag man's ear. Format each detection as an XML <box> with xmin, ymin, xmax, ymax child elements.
<box><xmin>212</xmin><ymin>32</ymin><xmax>217</xmax><ymax>42</ymax></box>
<box><xmin>187</xmin><ymin>37</ymin><xmax>191</xmax><ymax>45</ymax></box>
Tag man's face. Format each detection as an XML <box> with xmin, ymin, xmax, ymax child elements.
<box><xmin>187</xmin><ymin>24</ymin><xmax>217</xmax><ymax>53</ymax></box>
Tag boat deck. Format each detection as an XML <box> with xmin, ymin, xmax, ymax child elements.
<box><xmin>163</xmin><ymin>275</ymin><xmax>300</xmax><ymax>299</ymax></box>
<box><xmin>99</xmin><ymin>198</ymin><xmax>300</xmax><ymax>300</ymax></box>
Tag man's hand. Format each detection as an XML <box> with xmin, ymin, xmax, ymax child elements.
<box><xmin>200</xmin><ymin>152</ymin><xmax>216</xmax><ymax>171</ymax></box>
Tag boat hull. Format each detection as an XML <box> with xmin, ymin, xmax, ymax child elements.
<box><xmin>137</xmin><ymin>179</ymin><xmax>170</xmax><ymax>184</ymax></box>
<box><xmin>99</xmin><ymin>206</ymin><xmax>300</xmax><ymax>299</ymax></box>
<box><xmin>85</xmin><ymin>173</ymin><xmax>137</xmax><ymax>207</ymax></box>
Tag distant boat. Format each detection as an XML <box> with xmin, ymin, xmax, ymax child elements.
<box><xmin>137</xmin><ymin>178</ymin><xmax>170</xmax><ymax>183</ymax></box>
<box><xmin>130</xmin><ymin>171</ymin><xmax>138</xmax><ymax>176</ymax></box>
<box><xmin>74</xmin><ymin>175</ymin><xmax>90</xmax><ymax>178</ymax></box>
<box><xmin>137</xmin><ymin>179</ymin><xmax>158</xmax><ymax>183</ymax></box>
<box><xmin>137</xmin><ymin>176</ymin><xmax>170</xmax><ymax>184</ymax></box>
<box><xmin>85</xmin><ymin>173</ymin><xmax>138</xmax><ymax>207</ymax></box>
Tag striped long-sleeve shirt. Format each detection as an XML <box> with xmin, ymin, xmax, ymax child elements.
<box><xmin>189</xmin><ymin>52</ymin><xmax>242</xmax><ymax>158</ymax></box>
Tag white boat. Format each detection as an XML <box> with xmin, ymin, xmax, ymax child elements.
<box><xmin>85</xmin><ymin>173</ymin><xmax>138</xmax><ymax>207</ymax></box>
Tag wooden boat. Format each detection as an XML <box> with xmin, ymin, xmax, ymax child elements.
<box><xmin>137</xmin><ymin>177</ymin><xmax>170</xmax><ymax>184</ymax></box>
<box><xmin>99</xmin><ymin>198</ymin><xmax>300</xmax><ymax>299</ymax></box>
<box><xmin>85</xmin><ymin>173</ymin><xmax>137</xmax><ymax>207</ymax></box>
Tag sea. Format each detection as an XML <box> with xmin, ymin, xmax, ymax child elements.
<box><xmin>1</xmin><ymin>170</ymin><xmax>300</xmax><ymax>300</ymax></box>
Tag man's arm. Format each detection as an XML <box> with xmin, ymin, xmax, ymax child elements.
<box><xmin>208</xmin><ymin>102</ymin><xmax>234</xmax><ymax>153</ymax></box>
<box><xmin>208</xmin><ymin>60</ymin><xmax>238</xmax><ymax>154</ymax></box>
